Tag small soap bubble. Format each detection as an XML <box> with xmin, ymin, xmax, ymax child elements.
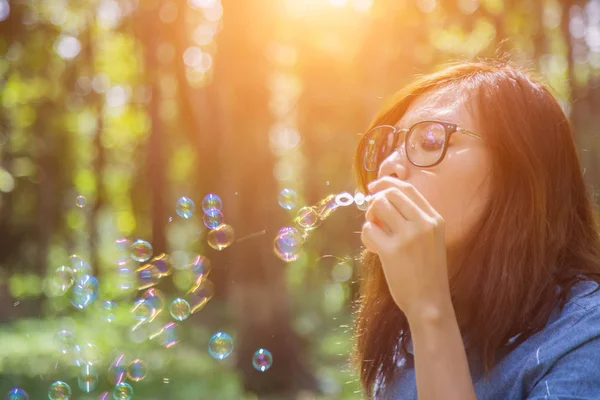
<box><xmin>189</xmin><ymin>255</ymin><xmax>211</xmax><ymax>284</ymax></box>
<box><xmin>99</xmin><ymin>392</ymin><xmax>110</xmax><ymax>400</ymax></box>
<box><xmin>202</xmin><ymin>193</ymin><xmax>222</xmax><ymax>212</ymax></box>
<box><xmin>170</xmin><ymin>298</ymin><xmax>191</xmax><ymax>321</ymax></box>
<box><xmin>295</xmin><ymin>207</ymin><xmax>319</xmax><ymax>230</ymax></box>
<box><xmin>141</xmin><ymin>288</ymin><xmax>165</xmax><ymax>320</ymax></box>
<box><xmin>132</xmin><ymin>298</ymin><xmax>152</xmax><ymax>321</ymax></box>
<box><xmin>176</xmin><ymin>196</ymin><xmax>195</xmax><ymax>219</ymax></box>
<box><xmin>112</xmin><ymin>382</ymin><xmax>134</xmax><ymax>400</ymax></box>
<box><xmin>70</xmin><ymin>274</ymin><xmax>99</xmax><ymax>309</ymax></box>
<box><xmin>115</xmin><ymin>238</ymin><xmax>132</xmax><ymax>265</ymax></box>
<box><xmin>107</xmin><ymin>354</ymin><xmax>127</xmax><ymax>385</ymax></box>
<box><xmin>355</xmin><ymin>191</ymin><xmax>369</xmax><ymax>211</ymax></box>
<box><xmin>314</xmin><ymin>194</ymin><xmax>339</xmax><ymax>219</ymax></box>
<box><xmin>334</xmin><ymin>192</ymin><xmax>354</xmax><ymax>207</ymax></box>
<box><xmin>76</xmin><ymin>195</ymin><xmax>86</xmax><ymax>208</ymax></box>
<box><xmin>116</xmin><ymin>266</ymin><xmax>136</xmax><ymax>291</ymax></box>
<box><xmin>54</xmin><ymin>330</ymin><xmax>76</xmax><ymax>354</ymax></box>
<box><xmin>203</xmin><ymin>208</ymin><xmax>224</xmax><ymax>229</ymax></box>
<box><xmin>127</xmin><ymin>359</ymin><xmax>148</xmax><ymax>382</ymax></box>
<box><xmin>137</xmin><ymin>254</ymin><xmax>172</xmax><ymax>290</ymax></box>
<box><xmin>80</xmin><ymin>343</ymin><xmax>101</xmax><ymax>365</ymax></box>
<box><xmin>354</xmin><ymin>191</ymin><xmax>366</xmax><ymax>205</ymax></box>
<box><xmin>208</xmin><ymin>332</ymin><xmax>234</xmax><ymax>360</ymax></box>
<box><xmin>78</xmin><ymin>364</ymin><xmax>98</xmax><ymax>393</ymax></box>
<box><xmin>6</xmin><ymin>388</ymin><xmax>28</xmax><ymax>400</ymax></box>
<box><xmin>48</xmin><ymin>381</ymin><xmax>71</xmax><ymax>400</ymax></box>
<box><xmin>130</xmin><ymin>239</ymin><xmax>153</xmax><ymax>262</ymax></box>
<box><xmin>158</xmin><ymin>321</ymin><xmax>180</xmax><ymax>348</ymax></box>
<box><xmin>252</xmin><ymin>348</ymin><xmax>273</xmax><ymax>372</ymax></box>
<box><xmin>187</xmin><ymin>279</ymin><xmax>214</xmax><ymax>313</ymax></box>
<box><xmin>69</xmin><ymin>255</ymin><xmax>93</xmax><ymax>280</ymax></box>
<box><xmin>278</xmin><ymin>188</ymin><xmax>297</xmax><ymax>210</ymax></box>
<box><xmin>207</xmin><ymin>224</ymin><xmax>235</xmax><ymax>251</ymax></box>
<box><xmin>51</xmin><ymin>266</ymin><xmax>74</xmax><ymax>295</ymax></box>
<box><xmin>274</xmin><ymin>227</ymin><xmax>302</xmax><ymax>262</ymax></box>
<box><xmin>101</xmin><ymin>300</ymin><xmax>118</xmax><ymax>322</ymax></box>
<box><xmin>149</xmin><ymin>254</ymin><xmax>172</xmax><ymax>276</ymax></box>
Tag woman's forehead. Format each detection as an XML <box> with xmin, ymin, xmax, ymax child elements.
<box><xmin>396</xmin><ymin>87</ymin><xmax>474</xmax><ymax>128</ymax></box>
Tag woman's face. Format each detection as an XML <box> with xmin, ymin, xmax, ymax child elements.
<box><xmin>375</xmin><ymin>87</ymin><xmax>492</xmax><ymax>270</ymax></box>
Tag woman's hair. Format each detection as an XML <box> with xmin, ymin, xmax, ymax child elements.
<box><xmin>352</xmin><ymin>58</ymin><xmax>600</xmax><ymax>398</ymax></box>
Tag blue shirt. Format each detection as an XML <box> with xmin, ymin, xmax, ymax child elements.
<box><xmin>379</xmin><ymin>280</ymin><xmax>600</xmax><ymax>399</ymax></box>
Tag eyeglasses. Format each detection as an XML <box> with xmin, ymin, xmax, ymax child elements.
<box><xmin>359</xmin><ymin>120</ymin><xmax>483</xmax><ymax>172</ymax></box>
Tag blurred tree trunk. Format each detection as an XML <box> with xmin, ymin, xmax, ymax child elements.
<box><xmin>134</xmin><ymin>1</ymin><xmax>167</xmax><ymax>254</ymax></box>
<box><xmin>213</xmin><ymin>0</ymin><xmax>318</xmax><ymax>396</ymax></box>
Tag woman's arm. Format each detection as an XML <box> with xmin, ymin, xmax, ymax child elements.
<box><xmin>409</xmin><ymin>301</ymin><xmax>477</xmax><ymax>400</ymax></box>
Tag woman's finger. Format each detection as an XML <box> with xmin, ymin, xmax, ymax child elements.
<box><xmin>361</xmin><ymin>221</ymin><xmax>389</xmax><ymax>254</ymax></box>
<box><xmin>369</xmin><ymin>177</ymin><xmax>438</xmax><ymax>219</ymax></box>
<box><xmin>381</xmin><ymin>187</ymin><xmax>430</xmax><ymax>222</ymax></box>
<box><xmin>365</xmin><ymin>193</ymin><xmax>403</xmax><ymax>234</ymax></box>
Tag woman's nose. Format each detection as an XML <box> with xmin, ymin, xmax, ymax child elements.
<box><xmin>377</xmin><ymin>146</ymin><xmax>409</xmax><ymax>180</ymax></box>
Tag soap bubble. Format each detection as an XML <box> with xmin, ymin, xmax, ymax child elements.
<box><xmin>115</xmin><ymin>237</ymin><xmax>132</xmax><ymax>261</ymax></box>
<box><xmin>50</xmin><ymin>266</ymin><xmax>74</xmax><ymax>295</ymax></box>
<box><xmin>127</xmin><ymin>359</ymin><xmax>148</xmax><ymax>382</ymax></box>
<box><xmin>207</xmin><ymin>224</ymin><xmax>235</xmax><ymax>251</ymax></box>
<box><xmin>189</xmin><ymin>255</ymin><xmax>211</xmax><ymax>284</ymax></box>
<box><xmin>187</xmin><ymin>279</ymin><xmax>214</xmax><ymax>313</ymax></box>
<box><xmin>169</xmin><ymin>298</ymin><xmax>191</xmax><ymax>321</ymax></box>
<box><xmin>141</xmin><ymin>288</ymin><xmax>165</xmax><ymax>320</ymax></box>
<box><xmin>79</xmin><ymin>342</ymin><xmax>101</xmax><ymax>365</ymax></box>
<box><xmin>130</xmin><ymin>239</ymin><xmax>153</xmax><ymax>262</ymax></box>
<box><xmin>112</xmin><ymin>382</ymin><xmax>133</xmax><ymax>400</ymax></box>
<box><xmin>203</xmin><ymin>208</ymin><xmax>224</xmax><ymax>229</ymax></box>
<box><xmin>70</xmin><ymin>274</ymin><xmax>99</xmax><ymax>309</ymax></box>
<box><xmin>101</xmin><ymin>300</ymin><xmax>118</xmax><ymax>322</ymax></box>
<box><xmin>252</xmin><ymin>348</ymin><xmax>273</xmax><ymax>372</ymax></box>
<box><xmin>335</xmin><ymin>192</ymin><xmax>354</xmax><ymax>207</ymax></box>
<box><xmin>295</xmin><ymin>207</ymin><xmax>318</xmax><ymax>230</ymax></box>
<box><xmin>69</xmin><ymin>255</ymin><xmax>93</xmax><ymax>280</ymax></box>
<box><xmin>314</xmin><ymin>194</ymin><xmax>339</xmax><ymax>219</ymax></box>
<box><xmin>202</xmin><ymin>193</ymin><xmax>222</xmax><ymax>212</ymax></box>
<box><xmin>54</xmin><ymin>330</ymin><xmax>76</xmax><ymax>354</ymax></box>
<box><xmin>274</xmin><ymin>226</ymin><xmax>302</xmax><ymax>262</ymax></box>
<box><xmin>78</xmin><ymin>364</ymin><xmax>98</xmax><ymax>392</ymax></box>
<box><xmin>48</xmin><ymin>381</ymin><xmax>71</xmax><ymax>400</ymax></box>
<box><xmin>107</xmin><ymin>354</ymin><xmax>127</xmax><ymax>385</ymax></box>
<box><xmin>355</xmin><ymin>191</ymin><xmax>369</xmax><ymax>211</ymax></box>
<box><xmin>208</xmin><ymin>332</ymin><xmax>233</xmax><ymax>360</ymax></box>
<box><xmin>157</xmin><ymin>321</ymin><xmax>180</xmax><ymax>348</ymax></box>
<box><xmin>137</xmin><ymin>254</ymin><xmax>172</xmax><ymax>290</ymax></box>
<box><xmin>278</xmin><ymin>188</ymin><xmax>297</xmax><ymax>210</ymax></box>
<box><xmin>176</xmin><ymin>196</ymin><xmax>195</xmax><ymax>218</ymax></box>
<box><xmin>75</xmin><ymin>195</ymin><xmax>86</xmax><ymax>208</ymax></box>
<box><xmin>116</xmin><ymin>265</ymin><xmax>136</xmax><ymax>291</ymax></box>
<box><xmin>6</xmin><ymin>388</ymin><xmax>28</xmax><ymax>400</ymax></box>
<box><xmin>131</xmin><ymin>298</ymin><xmax>152</xmax><ymax>321</ymax></box>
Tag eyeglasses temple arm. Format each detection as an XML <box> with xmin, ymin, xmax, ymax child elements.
<box><xmin>456</xmin><ymin>127</ymin><xmax>483</xmax><ymax>140</ymax></box>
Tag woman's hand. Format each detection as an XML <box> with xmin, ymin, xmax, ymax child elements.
<box><xmin>361</xmin><ymin>176</ymin><xmax>452</xmax><ymax>322</ymax></box>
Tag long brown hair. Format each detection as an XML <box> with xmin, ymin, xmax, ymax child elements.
<box><xmin>352</xmin><ymin>59</ymin><xmax>600</xmax><ymax>398</ymax></box>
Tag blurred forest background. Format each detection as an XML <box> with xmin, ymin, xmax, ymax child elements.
<box><xmin>0</xmin><ymin>0</ymin><xmax>599</xmax><ymax>399</ymax></box>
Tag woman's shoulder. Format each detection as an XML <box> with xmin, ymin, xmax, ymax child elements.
<box><xmin>552</xmin><ymin>278</ymin><xmax>600</xmax><ymax>323</ymax></box>
<box><xmin>518</xmin><ymin>279</ymin><xmax>600</xmax><ymax>398</ymax></box>
<box><xmin>527</xmin><ymin>279</ymin><xmax>600</xmax><ymax>362</ymax></box>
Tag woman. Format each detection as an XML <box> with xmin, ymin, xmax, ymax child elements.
<box><xmin>353</xmin><ymin>59</ymin><xmax>600</xmax><ymax>399</ymax></box>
